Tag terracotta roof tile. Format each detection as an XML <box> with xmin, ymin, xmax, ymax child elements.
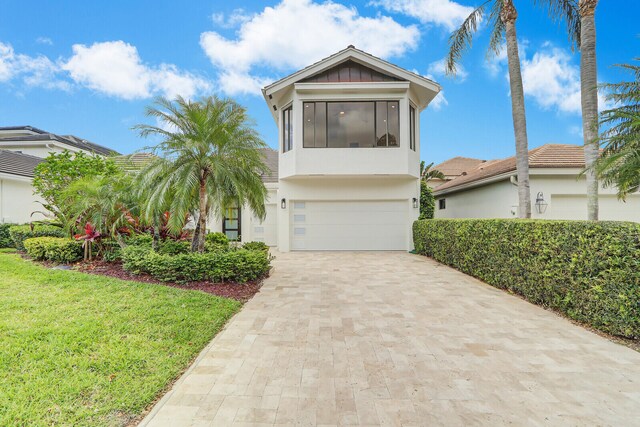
<box><xmin>435</xmin><ymin>144</ymin><xmax>587</xmax><ymax>193</ymax></box>
<box><xmin>433</xmin><ymin>156</ymin><xmax>485</xmax><ymax>177</ymax></box>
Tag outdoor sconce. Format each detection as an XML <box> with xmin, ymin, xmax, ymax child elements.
<box><xmin>535</xmin><ymin>192</ymin><xmax>548</xmax><ymax>214</ymax></box>
<box><xmin>412</xmin><ymin>197</ymin><xmax>418</xmax><ymax>209</ymax></box>
<box><xmin>281</xmin><ymin>198</ymin><xmax>286</xmax><ymax>209</ymax></box>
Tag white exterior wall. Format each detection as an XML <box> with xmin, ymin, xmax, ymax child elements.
<box><xmin>435</xmin><ymin>170</ymin><xmax>640</xmax><ymax>222</ymax></box>
<box><xmin>0</xmin><ymin>175</ymin><xmax>46</xmax><ymax>224</ymax></box>
<box><xmin>435</xmin><ymin>180</ymin><xmax>518</xmax><ymax>219</ymax></box>
<box><xmin>0</xmin><ymin>142</ymin><xmax>78</xmax><ymax>158</ymax></box>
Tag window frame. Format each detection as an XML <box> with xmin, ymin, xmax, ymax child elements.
<box><xmin>438</xmin><ymin>199</ymin><xmax>446</xmax><ymax>210</ymax></box>
<box><xmin>302</xmin><ymin>100</ymin><xmax>401</xmax><ymax>148</ymax></box>
<box><xmin>409</xmin><ymin>104</ymin><xmax>416</xmax><ymax>151</ymax></box>
<box><xmin>282</xmin><ymin>104</ymin><xmax>293</xmax><ymax>153</ymax></box>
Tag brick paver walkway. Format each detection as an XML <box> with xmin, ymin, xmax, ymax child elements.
<box><xmin>141</xmin><ymin>251</ymin><xmax>640</xmax><ymax>426</ymax></box>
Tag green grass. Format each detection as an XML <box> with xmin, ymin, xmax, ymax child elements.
<box><xmin>0</xmin><ymin>252</ymin><xmax>241</xmax><ymax>426</ymax></box>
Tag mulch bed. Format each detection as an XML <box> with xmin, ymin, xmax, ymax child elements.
<box><xmin>75</xmin><ymin>260</ymin><xmax>262</xmax><ymax>303</ymax></box>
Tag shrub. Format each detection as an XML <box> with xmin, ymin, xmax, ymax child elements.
<box><xmin>242</xmin><ymin>241</ymin><xmax>269</xmax><ymax>252</ymax></box>
<box><xmin>205</xmin><ymin>232</ymin><xmax>229</xmax><ymax>248</ymax></box>
<box><xmin>413</xmin><ymin>219</ymin><xmax>640</xmax><ymax>338</ymax></box>
<box><xmin>419</xmin><ymin>180</ymin><xmax>434</xmax><ymax>220</ymax></box>
<box><xmin>157</xmin><ymin>239</ymin><xmax>191</xmax><ymax>255</ymax></box>
<box><xmin>23</xmin><ymin>237</ymin><xmax>83</xmax><ymax>263</ymax></box>
<box><xmin>99</xmin><ymin>240</ymin><xmax>122</xmax><ymax>262</ymax></box>
<box><xmin>125</xmin><ymin>234</ymin><xmax>153</xmax><ymax>247</ymax></box>
<box><xmin>9</xmin><ymin>224</ymin><xmax>66</xmax><ymax>251</ymax></box>
<box><xmin>122</xmin><ymin>246</ymin><xmax>271</xmax><ymax>283</ymax></box>
<box><xmin>0</xmin><ymin>223</ymin><xmax>16</xmax><ymax>248</ymax></box>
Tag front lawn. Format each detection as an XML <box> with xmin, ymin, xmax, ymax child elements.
<box><xmin>0</xmin><ymin>251</ymin><xmax>241</xmax><ymax>426</ymax></box>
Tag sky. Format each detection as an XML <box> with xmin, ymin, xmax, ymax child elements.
<box><xmin>0</xmin><ymin>0</ymin><xmax>638</xmax><ymax>164</ymax></box>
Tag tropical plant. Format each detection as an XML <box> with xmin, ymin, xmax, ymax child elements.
<box><xmin>32</xmin><ymin>150</ymin><xmax>120</xmax><ymax>234</ymax></box>
<box><xmin>419</xmin><ymin>180</ymin><xmax>435</xmax><ymax>220</ymax></box>
<box><xmin>592</xmin><ymin>58</ymin><xmax>640</xmax><ymax>199</ymax></box>
<box><xmin>134</xmin><ymin>96</ymin><xmax>268</xmax><ymax>252</ymax></box>
<box><xmin>446</xmin><ymin>0</ymin><xmax>531</xmax><ymax>218</ymax></box>
<box><xmin>420</xmin><ymin>161</ymin><xmax>445</xmax><ymax>181</ymax></box>
<box><xmin>61</xmin><ymin>172</ymin><xmax>141</xmax><ymax>247</ymax></box>
<box><xmin>74</xmin><ymin>222</ymin><xmax>101</xmax><ymax>260</ymax></box>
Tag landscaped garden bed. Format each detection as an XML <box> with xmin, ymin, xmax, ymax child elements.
<box><xmin>0</xmin><ymin>249</ymin><xmax>241</xmax><ymax>426</ymax></box>
<box><xmin>413</xmin><ymin>218</ymin><xmax>640</xmax><ymax>339</ymax></box>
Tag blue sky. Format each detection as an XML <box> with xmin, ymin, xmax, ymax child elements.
<box><xmin>0</xmin><ymin>0</ymin><xmax>638</xmax><ymax>163</ymax></box>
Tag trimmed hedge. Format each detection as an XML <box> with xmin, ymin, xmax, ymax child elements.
<box><xmin>23</xmin><ymin>237</ymin><xmax>83</xmax><ymax>263</ymax></box>
<box><xmin>413</xmin><ymin>219</ymin><xmax>640</xmax><ymax>339</ymax></box>
<box><xmin>0</xmin><ymin>223</ymin><xmax>16</xmax><ymax>248</ymax></box>
<box><xmin>242</xmin><ymin>241</ymin><xmax>269</xmax><ymax>252</ymax></box>
<box><xmin>9</xmin><ymin>224</ymin><xmax>65</xmax><ymax>251</ymax></box>
<box><xmin>122</xmin><ymin>246</ymin><xmax>271</xmax><ymax>283</ymax></box>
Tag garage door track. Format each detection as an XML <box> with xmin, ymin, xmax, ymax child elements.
<box><xmin>141</xmin><ymin>251</ymin><xmax>640</xmax><ymax>426</ymax></box>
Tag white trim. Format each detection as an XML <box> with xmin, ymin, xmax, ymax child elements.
<box><xmin>0</xmin><ymin>172</ymin><xmax>33</xmax><ymax>183</ymax></box>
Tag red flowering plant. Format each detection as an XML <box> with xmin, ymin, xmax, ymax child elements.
<box><xmin>74</xmin><ymin>222</ymin><xmax>102</xmax><ymax>260</ymax></box>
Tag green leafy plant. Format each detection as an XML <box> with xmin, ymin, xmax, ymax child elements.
<box><xmin>157</xmin><ymin>239</ymin><xmax>191</xmax><ymax>255</ymax></box>
<box><xmin>23</xmin><ymin>237</ymin><xmax>83</xmax><ymax>263</ymax></box>
<box><xmin>0</xmin><ymin>223</ymin><xmax>16</xmax><ymax>248</ymax></box>
<box><xmin>9</xmin><ymin>224</ymin><xmax>65</xmax><ymax>251</ymax></box>
<box><xmin>413</xmin><ymin>219</ymin><xmax>640</xmax><ymax>338</ymax></box>
<box><xmin>242</xmin><ymin>241</ymin><xmax>269</xmax><ymax>252</ymax></box>
<box><xmin>419</xmin><ymin>181</ymin><xmax>435</xmax><ymax>220</ymax></box>
<box><xmin>122</xmin><ymin>246</ymin><xmax>271</xmax><ymax>283</ymax></box>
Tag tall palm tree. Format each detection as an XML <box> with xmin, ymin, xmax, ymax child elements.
<box><xmin>579</xmin><ymin>0</ymin><xmax>600</xmax><ymax>220</ymax></box>
<box><xmin>446</xmin><ymin>0</ymin><xmax>531</xmax><ymax>218</ymax></box>
<box><xmin>593</xmin><ymin>58</ymin><xmax>640</xmax><ymax>199</ymax></box>
<box><xmin>420</xmin><ymin>161</ymin><xmax>446</xmax><ymax>181</ymax></box>
<box><xmin>537</xmin><ymin>0</ymin><xmax>599</xmax><ymax>219</ymax></box>
<box><xmin>134</xmin><ymin>96</ymin><xmax>268</xmax><ymax>252</ymax></box>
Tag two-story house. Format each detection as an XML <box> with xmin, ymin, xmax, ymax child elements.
<box><xmin>0</xmin><ymin>126</ymin><xmax>119</xmax><ymax>224</ymax></box>
<box><xmin>219</xmin><ymin>46</ymin><xmax>440</xmax><ymax>251</ymax></box>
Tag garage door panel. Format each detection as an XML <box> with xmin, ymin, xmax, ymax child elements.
<box><xmin>291</xmin><ymin>200</ymin><xmax>408</xmax><ymax>251</ymax></box>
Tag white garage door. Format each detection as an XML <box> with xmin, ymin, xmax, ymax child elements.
<box><xmin>290</xmin><ymin>200</ymin><xmax>408</xmax><ymax>251</ymax></box>
<box><xmin>251</xmin><ymin>203</ymin><xmax>277</xmax><ymax>246</ymax></box>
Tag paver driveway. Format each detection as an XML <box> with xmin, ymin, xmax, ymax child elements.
<box><xmin>141</xmin><ymin>251</ymin><xmax>640</xmax><ymax>426</ymax></box>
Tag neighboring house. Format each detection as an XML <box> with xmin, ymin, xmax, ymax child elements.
<box><xmin>0</xmin><ymin>126</ymin><xmax>119</xmax><ymax>224</ymax></box>
<box><xmin>428</xmin><ymin>156</ymin><xmax>486</xmax><ymax>188</ymax></box>
<box><xmin>217</xmin><ymin>46</ymin><xmax>441</xmax><ymax>251</ymax></box>
<box><xmin>433</xmin><ymin>144</ymin><xmax>640</xmax><ymax>221</ymax></box>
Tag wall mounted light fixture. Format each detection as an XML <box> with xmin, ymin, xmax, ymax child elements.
<box><xmin>281</xmin><ymin>198</ymin><xmax>286</xmax><ymax>209</ymax></box>
<box><xmin>412</xmin><ymin>197</ymin><xmax>418</xmax><ymax>209</ymax></box>
<box><xmin>535</xmin><ymin>192</ymin><xmax>548</xmax><ymax>214</ymax></box>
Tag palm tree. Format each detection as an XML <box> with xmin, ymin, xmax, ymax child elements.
<box><xmin>446</xmin><ymin>0</ymin><xmax>531</xmax><ymax>218</ymax></box>
<box><xmin>420</xmin><ymin>161</ymin><xmax>446</xmax><ymax>181</ymax></box>
<box><xmin>592</xmin><ymin>58</ymin><xmax>640</xmax><ymax>199</ymax></box>
<box><xmin>537</xmin><ymin>0</ymin><xmax>599</xmax><ymax>219</ymax></box>
<box><xmin>134</xmin><ymin>96</ymin><xmax>268</xmax><ymax>252</ymax></box>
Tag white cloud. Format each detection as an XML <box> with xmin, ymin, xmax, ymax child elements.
<box><xmin>36</xmin><ymin>37</ymin><xmax>53</xmax><ymax>46</ymax></box>
<box><xmin>427</xmin><ymin>58</ymin><xmax>467</xmax><ymax>82</ymax></box>
<box><xmin>62</xmin><ymin>41</ymin><xmax>211</xmax><ymax>100</ymax></box>
<box><xmin>211</xmin><ymin>9</ymin><xmax>252</xmax><ymax>29</ymax></box>
<box><xmin>200</xmin><ymin>0</ymin><xmax>420</xmax><ymax>96</ymax></box>
<box><xmin>370</xmin><ymin>0</ymin><xmax>474</xmax><ymax>31</ymax></box>
<box><xmin>520</xmin><ymin>47</ymin><xmax>582</xmax><ymax>114</ymax></box>
<box><xmin>430</xmin><ymin>91</ymin><xmax>448</xmax><ymax>110</ymax></box>
<box><xmin>0</xmin><ymin>42</ymin><xmax>69</xmax><ymax>90</ymax></box>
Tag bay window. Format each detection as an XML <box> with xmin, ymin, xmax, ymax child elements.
<box><xmin>282</xmin><ymin>105</ymin><xmax>292</xmax><ymax>152</ymax></box>
<box><xmin>303</xmin><ymin>100</ymin><xmax>399</xmax><ymax>148</ymax></box>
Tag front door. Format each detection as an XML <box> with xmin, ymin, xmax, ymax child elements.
<box><xmin>222</xmin><ymin>206</ymin><xmax>241</xmax><ymax>241</ymax></box>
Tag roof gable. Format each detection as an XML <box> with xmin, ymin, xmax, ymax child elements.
<box><xmin>300</xmin><ymin>60</ymin><xmax>401</xmax><ymax>84</ymax></box>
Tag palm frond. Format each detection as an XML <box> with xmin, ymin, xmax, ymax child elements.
<box><xmin>533</xmin><ymin>0</ymin><xmax>581</xmax><ymax>49</ymax></box>
<box><xmin>446</xmin><ymin>0</ymin><xmax>493</xmax><ymax>76</ymax></box>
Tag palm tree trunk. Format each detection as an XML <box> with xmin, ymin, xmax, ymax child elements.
<box><xmin>580</xmin><ymin>0</ymin><xmax>599</xmax><ymax>220</ymax></box>
<box><xmin>196</xmin><ymin>181</ymin><xmax>208</xmax><ymax>252</ymax></box>
<box><xmin>501</xmin><ymin>0</ymin><xmax>531</xmax><ymax>218</ymax></box>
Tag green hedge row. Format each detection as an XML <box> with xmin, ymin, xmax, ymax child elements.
<box><xmin>23</xmin><ymin>237</ymin><xmax>83</xmax><ymax>263</ymax></box>
<box><xmin>0</xmin><ymin>223</ymin><xmax>16</xmax><ymax>248</ymax></box>
<box><xmin>413</xmin><ymin>219</ymin><xmax>640</xmax><ymax>338</ymax></box>
<box><xmin>9</xmin><ymin>224</ymin><xmax>65</xmax><ymax>251</ymax></box>
<box><xmin>122</xmin><ymin>246</ymin><xmax>271</xmax><ymax>283</ymax></box>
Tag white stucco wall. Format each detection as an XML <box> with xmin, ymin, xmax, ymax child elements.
<box><xmin>434</xmin><ymin>171</ymin><xmax>640</xmax><ymax>222</ymax></box>
<box><xmin>0</xmin><ymin>175</ymin><xmax>46</xmax><ymax>224</ymax></box>
<box><xmin>435</xmin><ymin>180</ymin><xmax>518</xmax><ymax>219</ymax></box>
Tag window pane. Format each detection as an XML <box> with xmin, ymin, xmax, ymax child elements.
<box><xmin>283</xmin><ymin>108</ymin><xmax>289</xmax><ymax>152</ymax></box>
<box><xmin>387</xmin><ymin>101</ymin><xmax>399</xmax><ymax>147</ymax></box>
<box><xmin>327</xmin><ymin>102</ymin><xmax>375</xmax><ymax>148</ymax></box>
<box><xmin>303</xmin><ymin>102</ymin><xmax>315</xmax><ymax>148</ymax></box>
<box><xmin>375</xmin><ymin>101</ymin><xmax>387</xmax><ymax>147</ymax></box>
<box><xmin>315</xmin><ymin>102</ymin><xmax>327</xmax><ymax>147</ymax></box>
<box><xmin>410</xmin><ymin>105</ymin><xmax>415</xmax><ymax>151</ymax></box>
